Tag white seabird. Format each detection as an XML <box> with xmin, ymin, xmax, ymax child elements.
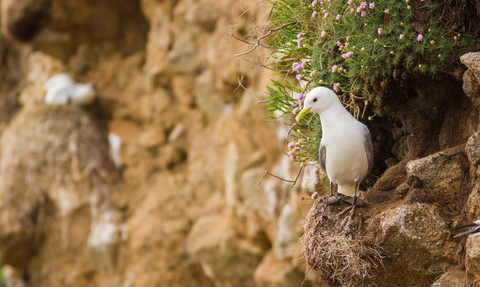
<box><xmin>453</xmin><ymin>220</ymin><xmax>480</xmax><ymax>238</ymax></box>
<box><xmin>295</xmin><ymin>87</ymin><xmax>373</xmax><ymax>207</ymax></box>
<box><xmin>43</xmin><ymin>73</ymin><xmax>96</xmax><ymax>106</ymax></box>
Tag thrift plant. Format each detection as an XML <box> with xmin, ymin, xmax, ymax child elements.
<box><xmin>262</xmin><ymin>0</ymin><xmax>477</xmax><ymax>170</ymax></box>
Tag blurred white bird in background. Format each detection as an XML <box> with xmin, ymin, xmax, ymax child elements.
<box><xmin>43</xmin><ymin>73</ymin><xmax>96</xmax><ymax>106</ymax></box>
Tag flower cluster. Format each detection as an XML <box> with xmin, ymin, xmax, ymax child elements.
<box><xmin>341</xmin><ymin>51</ymin><xmax>354</xmax><ymax>59</ymax></box>
<box><xmin>292</xmin><ymin>61</ymin><xmax>306</xmax><ymax>82</ymax></box>
<box><xmin>287</xmin><ymin>140</ymin><xmax>304</xmax><ymax>161</ymax></box>
<box><xmin>296</xmin><ymin>32</ymin><xmax>305</xmax><ymax>48</ymax></box>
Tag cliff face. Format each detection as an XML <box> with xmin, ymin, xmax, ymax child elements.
<box><xmin>1</xmin><ymin>0</ymin><xmax>480</xmax><ymax>287</ymax></box>
<box><xmin>0</xmin><ymin>0</ymin><xmax>315</xmax><ymax>286</ymax></box>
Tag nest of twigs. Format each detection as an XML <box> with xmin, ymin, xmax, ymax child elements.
<box><xmin>300</xmin><ymin>198</ymin><xmax>383</xmax><ymax>287</ymax></box>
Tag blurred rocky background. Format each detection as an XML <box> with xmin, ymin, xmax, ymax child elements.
<box><xmin>1</xmin><ymin>0</ymin><xmax>480</xmax><ymax>287</ymax></box>
<box><xmin>0</xmin><ymin>0</ymin><xmax>319</xmax><ymax>286</ymax></box>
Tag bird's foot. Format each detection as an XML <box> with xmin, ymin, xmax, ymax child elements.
<box><xmin>325</xmin><ymin>195</ymin><xmax>340</xmax><ymax>205</ymax></box>
<box><xmin>343</xmin><ymin>197</ymin><xmax>364</xmax><ymax>207</ymax></box>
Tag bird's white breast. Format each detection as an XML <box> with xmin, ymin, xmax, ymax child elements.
<box><xmin>321</xmin><ymin>117</ymin><xmax>369</xmax><ymax>187</ymax></box>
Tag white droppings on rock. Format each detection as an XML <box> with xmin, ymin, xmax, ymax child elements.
<box><xmin>88</xmin><ymin>221</ymin><xmax>118</xmax><ymax>248</ymax></box>
<box><xmin>108</xmin><ymin>133</ymin><xmax>122</xmax><ymax>168</ymax></box>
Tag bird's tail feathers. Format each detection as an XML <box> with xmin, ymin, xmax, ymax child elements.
<box><xmin>337</xmin><ymin>184</ymin><xmax>356</xmax><ymax>197</ymax></box>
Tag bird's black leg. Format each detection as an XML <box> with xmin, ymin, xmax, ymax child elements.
<box><xmin>343</xmin><ymin>181</ymin><xmax>364</xmax><ymax>208</ymax></box>
<box><xmin>326</xmin><ymin>181</ymin><xmax>340</xmax><ymax>205</ymax></box>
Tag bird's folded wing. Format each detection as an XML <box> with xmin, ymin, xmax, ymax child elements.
<box><xmin>363</xmin><ymin>125</ymin><xmax>374</xmax><ymax>174</ymax></box>
<box><xmin>319</xmin><ymin>144</ymin><xmax>327</xmax><ymax>175</ymax></box>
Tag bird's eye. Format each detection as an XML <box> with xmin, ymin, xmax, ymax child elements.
<box><xmin>313</xmin><ymin>98</ymin><xmax>317</xmax><ymax>102</ymax></box>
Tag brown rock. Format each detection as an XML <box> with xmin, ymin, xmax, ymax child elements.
<box><xmin>467</xmin><ymin>129</ymin><xmax>480</xmax><ymax>178</ymax></box>
<box><xmin>274</xmin><ymin>203</ymin><xmax>302</xmax><ymax>261</ymax></box>
<box><xmin>461</xmin><ymin>52</ymin><xmax>480</xmax><ymax>82</ymax></box>
<box><xmin>377</xmin><ymin>203</ymin><xmax>456</xmax><ymax>286</ymax></box>
<box><xmin>253</xmin><ymin>251</ymin><xmax>310</xmax><ymax>287</ymax></box>
<box><xmin>466</xmin><ymin>235</ymin><xmax>480</xmax><ymax>284</ymax></box>
<box><xmin>194</xmin><ymin>69</ymin><xmax>224</xmax><ymax>120</ymax></box>
<box><xmin>167</xmin><ymin>35</ymin><xmax>204</xmax><ymax>74</ymax></box>
<box><xmin>406</xmin><ymin>149</ymin><xmax>466</xmax><ymax>202</ymax></box>
<box><xmin>430</xmin><ymin>266</ymin><xmax>470</xmax><ymax>287</ymax></box>
<box><xmin>187</xmin><ymin>213</ymin><xmax>265</xmax><ymax>287</ymax></box>
<box><xmin>466</xmin><ymin>183</ymin><xmax>480</xmax><ymax>222</ymax></box>
<box><xmin>463</xmin><ymin>69</ymin><xmax>480</xmax><ymax>109</ymax></box>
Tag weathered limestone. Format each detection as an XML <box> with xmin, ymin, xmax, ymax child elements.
<box><xmin>466</xmin><ymin>235</ymin><xmax>480</xmax><ymax>284</ymax></box>
<box><xmin>430</xmin><ymin>266</ymin><xmax>470</xmax><ymax>287</ymax></box>
<box><xmin>253</xmin><ymin>251</ymin><xmax>310</xmax><ymax>287</ymax></box>
<box><xmin>378</xmin><ymin>203</ymin><xmax>456</xmax><ymax>285</ymax></box>
<box><xmin>406</xmin><ymin>149</ymin><xmax>465</xmax><ymax>202</ymax></box>
<box><xmin>187</xmin><ymin>213</ymin><xmax>266</xmax><ymax>287</ymax></box>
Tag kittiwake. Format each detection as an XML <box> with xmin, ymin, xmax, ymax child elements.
<box><xmin>43</xmin><ymin>73</ymin><xmax>96</xmax><ymax>106</ymax></box>
<box><xmin>295</xmin><ymin>87</ymin><xmax>373</xmax><ymax>207</ymax></box>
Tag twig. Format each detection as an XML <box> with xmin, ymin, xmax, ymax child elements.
<box><xmin>235</xmin><ymin>75</ymin><xmax>270</xmax><ymax>103</ymax></box>
<box><xmin>234</xmin><ymin>21</ymin><xmax>298</xmax><ymax>57</ymax></box>
<box><xmin>289</xmin><ymin>166</ymin><xmax>303</xmax><ymax>190</ymax></box>
<box><xmin>258</xmin><ymin>170</ymin><xmax>296</xmax><ymax>186</ymax></box>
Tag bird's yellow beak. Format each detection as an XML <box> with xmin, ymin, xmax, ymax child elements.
<box><xmin>295</xmin><ymin>107</ymin><xmax>311</xmax><ymax>122</ymax></box>
<box><xmin>37</xmin><ymin>86</ymin><xmax>47</xmax><ymax>94</ymax></box>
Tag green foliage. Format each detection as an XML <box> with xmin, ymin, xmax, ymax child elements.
<box><xmin>262</xmin><ymin>0</ymin><xmax>476</xmax><ymax>166</ymax></box>
<box><xmin>0</xmin><ymin>268</ymin><xmax>6</xmax><ymax>287</ymax></box>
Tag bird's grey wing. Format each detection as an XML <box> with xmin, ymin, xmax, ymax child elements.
<box><xmin>319</xmin><ymin>144</ymin><xmax>327</xmax><ymax>175</ymax></box>
<box><xmin>363</xmin><ymin>125</ymin><xmax>374</xmax><ymax>174</ymax></box>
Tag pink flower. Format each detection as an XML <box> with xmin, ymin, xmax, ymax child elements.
<box><xmin>356</xmin><ymin>6</ymin><xmax>362</xmax><ymax>13</ymax></box>
<box><xmin>347</xmin><ymin>0</ymin><xmax>354</xmax><ymax>4</ymax></box>
<box><xmin>399</xmin><ymin>34</ymin><xmax>404</xmax><ymax>40</ymax></box>
<box><xmin>312</xmin><ymin>0</ymin><xmax>318</xmax><ymax>7</ymax></box>
<box><xmin>384</xmin><ymin>9</ymin><xmax>390</xmax><ymax>14</ymax></box>
<box><xmin>350</xmin><ymin>8</ymin><xmax>354</xmax><ymax>12</ymax></box>
<box><xmin>361</xmin><ymin>10</ymin><xmax>367</xmax><ymax>17</ymax></box>
<box><xmin>324</xmin><ymin>13</ymin><xmax>329</xmax><ymax>18</ymax></box>
<box><xmin>297</xmin><ymin>32</ymin><xmax>305</xmax><ymax>39</ymax></box>
<box><xmin>298</xmin><ymin>94</ymin><xmax>305</xmax><ymax>105</ymax></box>
<box><xmin>296</xmin><ymin>74</ymin><xmax>304</xmax><ymax>81</ymax></box>
<box><xmin>290</xmin><ymin>154</ymin><xmax>295</xmax><ymax>161</ymax></box>
<box><xmin>369</xmin><ymin>2</ymin><xmax>375</xmax><ymax>9</ymax></box>
<box><xmin>336</xmin><ymin>14</ymin><xmax>342</xmax><ymax>20</ymax></box>
<box><xmin>332</xmin><ymin>65</ymin><xmax>338</xmax><ymax>73</ymax></box>
<box><xmin>345</xmin><ymin>51</ymin><xmax>353</xmax><ymax>58</ymax></box>
<box><xmin>359</xmin><ymin>2</ymin><xmax>367</xmax><ymax>9</ymax></box>
<box><xmin>311</xmin><ymin>191</ymin><xmax>318</xmax><ymax>199</ymax></box>
<box><xmin>336</xmin><ymin>41</ymin><xmax>341</xmax><ymax>46</ymax></box>
<box><xmin>288</xmin><ymin>142</ymin><xmax>295</xmax><ymax>149</ymax></box>
<box><xmin>314</xmin><ymin>168</ymin><xmax>319</xmax><ymax>174</ymax></box>
<box><xmin>312</xmin><ymin>11</ymin><xmax>317</xmax><ymax>17</ymax></box>
<box><xmin>292</xmin><ymin>62</ymin><xmax>305</xmax><ymax>72</ymax></box>
<box><xmin>333</xmin><ymin>83</ymin><xmax>339</xmax><ymax>92</ymax></box>
<box><xmin>417</xmin><ymin>34</ymin><xmax>423</xmax><ymax>41</ymax></box>
<box><xmin>378</xmin><ymin>28</ymin><xmax>383</xmax><ymax>35</ymax></box>
<box><xmin>320</xmin><ymin>31</ymin><xmax>326</xmax><ymax>37</ymax></box>
<box><xmin>297</xmin><ymin>37</ymin><xmax>305</xmax><ymax>48</ymax></box>
<box><xmin>292</xmin><ymin>107</ymin><xmax>299</xmax><ymax>115</ymax></box>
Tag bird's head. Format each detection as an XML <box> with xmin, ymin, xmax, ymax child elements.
<box><xmin>40</xmin><ymin>73</ymin><xmax>75</xmax><ymax>94</ymax></box>
<box><xmin>295</xmin><ymin>87</ymin><xmax>339</xmax><ymax>122</ymax></box>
